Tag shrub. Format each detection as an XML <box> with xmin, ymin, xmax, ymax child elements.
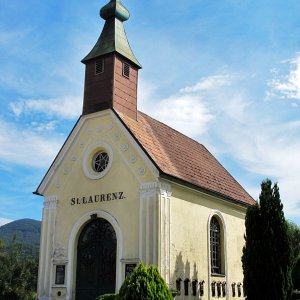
<box><xmin>96</xmin><ymin>294</ymin><xmax>118</xmax><ymax>300</ymax></box>
<box><xmin>291</xmin><ymin>290</ymin><xmax>300</xmax><ymax>300</ymax></box>
<box><xmin>119</xmin><ymin>263</ymin><xmax>173</xmax><ymax>300</ymax></box>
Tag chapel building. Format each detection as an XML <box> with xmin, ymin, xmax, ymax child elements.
<box><xmin>35</xmin><ymin>1</ymin><xmax>255</xmax><ymax>299</ymax></box>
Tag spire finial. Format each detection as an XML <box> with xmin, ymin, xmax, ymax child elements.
<box><xmin>100</xmin><ymin>0</ymin><xmax>130</xmax><ymax>22</ymax></box>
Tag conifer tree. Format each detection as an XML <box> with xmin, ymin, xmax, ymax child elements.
<box><xmin>242</xmin><ymin>179</ymin><xmax>293</xmax><ymax>300</ymax></box>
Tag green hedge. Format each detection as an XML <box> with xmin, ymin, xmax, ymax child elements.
<box><xmin>118</xmin><ymin>263</ymin><xmax>173</xmax><ymax>300</ymax></box>
<box><xmin>291</xmin><ymin>290</ymin><xmax>300</xmax><ymax>300</ymax></box>
<box><xmin>96</xmin><ymin>294</ymin><xmax>118</xmax><ymax>300</ymax></box>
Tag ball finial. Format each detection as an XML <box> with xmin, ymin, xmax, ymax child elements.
<box><xmin>100</xmin><ymin>0</ymin><xmax>130</xmax><ymax>22</ymax></box>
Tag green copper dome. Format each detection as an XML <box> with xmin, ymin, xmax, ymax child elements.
<box><xmin>82</xmin><ymin>0</ymin><xmax>141</xmax><ymax>68</ymax></box>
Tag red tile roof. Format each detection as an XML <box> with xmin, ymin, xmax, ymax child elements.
<box><xmin>118</xmin><ymin>110</ymin><xmax>255</xmax><ymax>206</ymax></box>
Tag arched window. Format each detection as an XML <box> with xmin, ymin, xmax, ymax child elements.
<box><xmin>210</xmin><ymin>216</ymin><xmax>221</xmax><ymax>274</ymax></box>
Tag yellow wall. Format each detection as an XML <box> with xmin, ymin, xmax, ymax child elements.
<box><xmin>37</xmin><ymin>110</ymin><xmax>248</xmax><ymax>300</ymax></box>
<box><xmin>170</xmin><ymin>183</ymin><xmax>246</xmax><ymax>300</ymax></box>
<box><xmin>38</xmin><ymin>111</ymin><xmax>157</xmax><ymax>299</ymax></box>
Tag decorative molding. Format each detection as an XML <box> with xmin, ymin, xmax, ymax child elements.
<box><xmin>63</xmin><ymin>167</ymin><xmax>71</xmax><ymax>175</ymax></box>
<box><xmin>52</xmin><ymin>244</ymin><xmax>68</xmax><ymax>264</ymax></box>
<box><xmin>140</xmin><ymin>182</ymin><xmax>172</xmax><ymax>198</ymax></box>
<box><xmin>70</xmin><ymin>155</ymin><xmax>77</xmax><ymax>161</ymax></box>
<box><xmin>139</xmin><ymin>167</ymin><xmax>146</xmax><ymax>176</ymax></box>
<box><xmin>107</xmin><ymin>121</ymin><xmax>113</xmax><ymax>130</ymax></box>
<box><xmin>44</xmin><ymin>195</ymin><xmax>59</xmax><ymax>208</ymax></box>
<box><xmin>82</xmin><ymin>141</ymin><xmax>113</xmax><ymax>180</ymax></box>
<box><xmin>130</xmin><ymin>153</ymin><xmax>137</xmax><ymax>164</ymax></box>
<box><xmin>207</xmin><ymin>211</ymin><xmax>228</xmax><ymax>300</ymax></box>
<box><xmin>67</xmin><ymin>210</ymin><xmax>123</xmax><ymax>298</ymax></box>
<box><xmin>121</xmin><ymin>144</ymin><xmax>129</xmax><ymax>152</ymax></box>
<box><xmin>114</xmin><ymin>132</ymin><xmax>121</xmax><ymax>141</ymax></box>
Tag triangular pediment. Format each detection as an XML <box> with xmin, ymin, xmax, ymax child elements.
<box><xmin>36</xmin><ymin>109</ymin><xmax>159</xmax><ymax>197</ymax></box>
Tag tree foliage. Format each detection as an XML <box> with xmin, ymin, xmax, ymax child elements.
<box><xmin>292</xmin><ymin>255</ymin><xmax>300</xmax><ymax>291</ymax></box>
<box><xmin>242</xmin><ymin>179</ymin><xmax>293</xmax><ymax>300</ymax></box>
<box><xmin>118</xmin><ymin>263</ymin><xmax>173</xmax><ymax>300</ymax></box>
<box><xmin>0</xmin><ymin>236</ymin><xmax>38</xmax><ymax>300</ymax></box>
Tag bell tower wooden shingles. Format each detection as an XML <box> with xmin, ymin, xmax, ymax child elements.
<box><xmin>81</xmin><ymin>0</ymin><xmax>142</xmax><ymax>119</ymax></box>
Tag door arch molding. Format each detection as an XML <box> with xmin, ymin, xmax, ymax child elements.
<box><xmin>66</xmin><ymin>210</ymin><xmax>123</xmax><ymax>300</ymax></box>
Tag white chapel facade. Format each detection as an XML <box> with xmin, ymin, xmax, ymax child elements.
<box><xmin>35</xmin><ymin>1</ymin><xmax>255</xmax><ymax>300</ymax></box>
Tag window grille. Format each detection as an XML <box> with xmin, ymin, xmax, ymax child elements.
<box><xmin>123</xmin><ymin>62</ymin><xmax>130</xmax><ymax>78</ymax></box>
<box><xmin>95</xmin><ymin>59</ymin><xmax>104</xmax><ymax>75</ymax></box>
<box><xmin>192</xmin><ymin>280</ymin><xmax>197</xmax><ymax>296</ymax></box>
<box><xmin>176</xmin><ymin>278</ymin><xmax>182</xmax><ymax>293</ymax></box>
<box><xmin>210</xmin><ymin>217</ymin><xmax>221</xmax><ymax>274</ymax></box>
<box><xmin>217</xmin><ymin>282</ymin><xmax>222</xmax><ymax>297</ymax></box>
<box><xmin>222</xmin><ymin>282</ymin><xmax>226</xmax><ymax>297</ymax></box>
<box><xmin>211</xmin><ymin>282</ymin><xmax>216</xmax><ymax>297</ymax></box>
<box><xmin>184</xmin><ymin>278</ymin><xmax>190</xmax><ymax>296</ymax></box>
<box><xmin>199</xmin><ymin>280</ymin><xmax>205</xmax><ymax>296</ymax></box>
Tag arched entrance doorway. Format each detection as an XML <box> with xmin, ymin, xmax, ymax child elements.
<box><xmin>76</xmin><ymin>218</ymin><xmax>117</xmax><ymax>300</ymax></box>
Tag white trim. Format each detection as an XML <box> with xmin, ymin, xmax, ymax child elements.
<box><xmin>66</xmin><ymin>210</ymin><xmax>123</xmax><ymax>300</ymax></box>
<box><xmin>146</xmin><ymin>197</ymin><xmax>150</xmax><ymax>265</ymax></box>
<box><xmin>139</xmin><ymin>194</ymin><xmax>143</xmax><ymax>260</ymax></box>
<box><xmin>41</xmin><ymin>195</ymin><xmax>58</xmax><ymax>298</ymax></box>
<box><xmin>48</xmin><ymin>199</ymin><xmax>58</xmax><ymax>298</ymax></box>
<box><xmin>153</xmin><ymin>194</ymin><xmax>157</xmax><ymax>265</ymax></box>
<box><xmin>107</xmin><ymin>132</ymin><xmax>142</xmax><ymax>184</ymax></box>
<box><xmin>207</xmin><ymin>211</ymin><xmax>228</xmax><ymax>300</ymax></box>
<box><xmin>82</xmin><ymin>141</ymin><xmax>113</xmax><ymax>180</ymax></box>
<box><xmin>161</xmin><ymin>177</ymin><xmax>248</xmax><ymax>212</ymax></box>
<box><xmin>37</xmin><ymin>110</ymin><xmax>160</xmax><ymax>195</ymax></box>
<box><xmin>111</xmin><ymin>112</ymin><xmax>159</xmax><ymax>178</ymax></box>
<box><xmin>169</xmin><ymin>190</ymin><xmax>171</xmax><ymax>287</ymax></box>
<box><xmin>37</xmin><ymin>207</ymin><xmax>47</xmax><ymax>298</ymax></box>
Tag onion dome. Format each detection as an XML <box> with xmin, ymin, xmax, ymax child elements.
<box><xmin>82</xmin><ymin>0</ymin><xmax>141</xmax><ymax>68</ymax></box>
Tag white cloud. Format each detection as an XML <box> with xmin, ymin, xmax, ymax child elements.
<box><xmin>10</xmin><ymin>96</ymin><xmax>82</xmax><ymax>120</ymax></box>
<box><xmin>215</xmin><ymin>99</ymin><xmax>300</xmax><ymax>219</ymax></box>
<box><xmin>0</xmin><ymin>218</ymin><xmax>13</xmax><ymax>227</ymax></box>
<box><xmin>180</xmin><ymin>74</ymin><xmax>233</xmax><ymax>93</ymax></box>
<box><xmin>141</xmin><ymin>72</ymin><xmax>300</xmax><ymax>222</ymax></box>
<box><xmin>0</xmin><ymin>119</ymin><xmax>63</xmax><ymax>168</ymax></box>
<box><xmin>153</xmin><ymin>94</ymin><xmax>215</xmax><ymax>136</ymax></box>
<box><xmin>268</xmin><ymin>53</ymin><xmax>300</xmax><ymax>100</ymax></box>
<box><xmin>138</xmin><ymin>78</ymin><xmax>215</xmax><ymax>137</ymax></box>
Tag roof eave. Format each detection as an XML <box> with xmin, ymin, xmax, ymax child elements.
<box><xmin>159</xmin><ymin>172</ymin><xmax>256</xmax><ymax>208</ymax></box>
<box><xmin>34</xmin><ymin>116</ymin><xmax>82</xmax><ymax>197</ymax></box>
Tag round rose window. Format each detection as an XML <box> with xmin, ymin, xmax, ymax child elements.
<box><xmin>92</xmin><ymin>151</ymin><xmax>109</xmax><ymax>173</ymax></box>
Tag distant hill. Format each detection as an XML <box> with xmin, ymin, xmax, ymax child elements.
<box><xmin>0</xmin><ymin>218</ymin><xmax>41</xmax><ymax>258</ymax></box>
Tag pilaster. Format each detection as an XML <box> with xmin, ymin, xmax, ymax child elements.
<box><xmin>139</xmin><ymin>182</ymin><xmax>172</xmax><ymax>284</ymax></box>
<box><xmin>37</xmin><ymin>195</ymin><xmax>58</xmax><ymax>300</ymax></box>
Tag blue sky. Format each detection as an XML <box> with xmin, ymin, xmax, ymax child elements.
<box><xmin>0</xmin><ymin>0</ymin><xmax>300</xmax><ymax>226</ymax></box>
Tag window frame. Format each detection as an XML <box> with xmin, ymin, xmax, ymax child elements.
<box><xmin>210</xmin><ymin>216</ymin><xmax>222</xmax><ymax>275</ymax></box>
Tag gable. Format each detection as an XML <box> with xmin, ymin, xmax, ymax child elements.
<box><xmin>36</xmin><ymin>109</ymin><xmax>159</xmax><ymax>197</ymax></box>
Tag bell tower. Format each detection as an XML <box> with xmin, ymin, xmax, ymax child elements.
<box><xmin>82</xmin><ymin>0</ymin><xmax>142</xmax><ymax>119</ymax></box>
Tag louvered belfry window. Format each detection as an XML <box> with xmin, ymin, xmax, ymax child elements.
<box><xmin>122</xmin><ymin>61</ymin><xmax>130</xmax><ymax>78</ymax></box>
<box><xmin>95</xmin><ymin>59</ymin><xmax>104</xmax><ymax>75</ymax></box>
<box><xmin>210</xmin><ymin>217</ymin><xmax>221</xmax><ymax>274</ymax></box>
